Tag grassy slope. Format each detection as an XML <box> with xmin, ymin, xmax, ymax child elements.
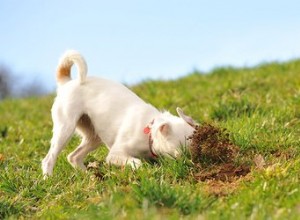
<box><xmin>0</xmin><ymin>60</ymin><xmax>300</xmax><ymax>219</ymax></box>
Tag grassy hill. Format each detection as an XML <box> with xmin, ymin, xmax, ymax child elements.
<box><xmin>0</xmin><ymin>60</ymin><xmax>300</xmax><ymax>219</ymax></box>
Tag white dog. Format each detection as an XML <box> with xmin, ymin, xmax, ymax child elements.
<box><xmin>42</xmin><ymin>50</ymin><xmax>196</xmax><ymax>177</ymax></box>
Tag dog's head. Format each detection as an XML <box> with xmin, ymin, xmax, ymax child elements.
<box><xmin>151</xmin><ymin>107</ymin><xmax>196</xmax><ymax>158</ymax></box>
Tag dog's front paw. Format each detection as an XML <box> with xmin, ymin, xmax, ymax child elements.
<box><xmin>128</xmin><ymin>158</ymin><xmax>142</xmax><ymax>170</ymax></box>
<box><xmin>106</xmin><ymin>154</ymin><xmax>142</xmax><ymax>169</ymax></box>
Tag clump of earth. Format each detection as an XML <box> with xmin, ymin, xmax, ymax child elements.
<box><xmin>188</xmin><ymin>123</ymin><xmax>239</xmax><ymax>164</ymax></box>
<box><xmin>188</xmin><ymin>123</ymin><xmax>251</xmax><ymax>183</ymax></box>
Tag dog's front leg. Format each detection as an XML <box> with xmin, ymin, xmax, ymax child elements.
<box><xmin>106</xmin><ymin>150</ymin><xmax>142</xmax><ymax>169</ymax></box>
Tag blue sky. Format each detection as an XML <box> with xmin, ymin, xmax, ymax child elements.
<box><xmin>1</xmin><ymin>0</ymin><xmax>300</xmax><ymax>91</ymax></box>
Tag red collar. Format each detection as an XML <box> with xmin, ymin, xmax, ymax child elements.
<box><xmin>143</xmin><ymin>121</ymin><xmax>158</xmax><ymax>158</ymax></box>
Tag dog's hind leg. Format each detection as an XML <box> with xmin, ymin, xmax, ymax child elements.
<box><xmin>67</xmin><ymin>136</ymin><xmax>101</xmax><ymax>170</ymax></box>
<box><xmin>42</xmin><ymin>105</ymin><xmax>78</xmax><ymax>178</ymax></box>
<box><xmin>42</xmin><ymin>124</ymin><xmax>75</xmax><ymax>178</ymax></box>
<box><xmin>67</xmin><ymin>114</ymin><xmax>102</xmax><ymax>170</ymax></box>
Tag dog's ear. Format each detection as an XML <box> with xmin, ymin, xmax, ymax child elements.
<box><xmin>158</xmin><ymin>122</ymin><xmax>169</xmax><ymax>136</ymax></box>
<box><xmin>176</xmin><ymin>107</ymin><xmax>196</xmax><ymax>127</ymax></box>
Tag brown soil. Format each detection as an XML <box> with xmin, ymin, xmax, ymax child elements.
<box><xmin>188</xmin><ymin>124</ymin><xmax>239</xmax><ymax>164</ymax></box>
<box><xmin>193</xmin><ymin>163</ymin><xmax>250</xmax><ymax>182</ymax></box>
<box><xmin>188</xmin><ymin>123</ymin><xmax>251</xmax><ymax>188</ymax></box>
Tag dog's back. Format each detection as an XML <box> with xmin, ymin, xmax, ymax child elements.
<box><xmin>54</xmin><ymin>50</ymin><xmax>159</xmax><ymax>148</ymax></box>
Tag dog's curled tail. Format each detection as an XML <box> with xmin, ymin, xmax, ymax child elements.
<box><xmin>56</xmin><ymin>50</ymin><xmax>88</xmax><ymax>86</ymax></box>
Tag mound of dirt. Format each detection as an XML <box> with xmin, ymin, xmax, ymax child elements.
<box><xmin>188</xmin><ymin>123</ymin><xmax>239</xmax><ymax>164</ymax></box>
<box><xmin>193</xmin><ymin>163</ymin><xmax>250</xmax><ymax>182</ymax></box>
<box><xmin>188</xmin><ymin>123</ymin><xmax>251</xmax><ymax>183</ymax></box>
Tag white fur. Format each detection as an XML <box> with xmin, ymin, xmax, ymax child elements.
<box><xmin>42</xmin><ymin>50</ymin><xmax>195</xmax><ymax>178</ymax></box>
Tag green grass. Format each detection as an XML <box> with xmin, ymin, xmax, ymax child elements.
<box><xmin>1</xmin><ymin>60</ymin><xmax>300</xmax><ymax>219</ymax></box>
